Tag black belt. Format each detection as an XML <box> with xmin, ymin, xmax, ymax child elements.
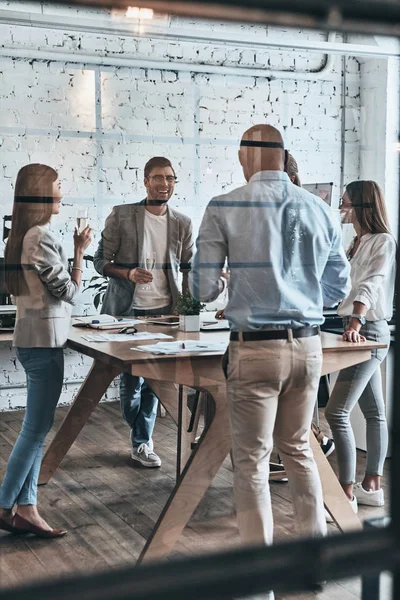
<box><xmin>230</xmin><ymin>326</ymin><xmax>320</xmax><ymax>342</ymax></box>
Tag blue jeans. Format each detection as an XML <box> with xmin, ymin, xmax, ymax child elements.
<box><xmin>0</xmin><ymin>348</ymin><xmax>64</xmax><ymax>508</ymax></box>
<box><xmin>120</xmin><ymin>304</ymin><xmax>172</xmax><ymax>448</ymax></box>
<box><xmin>325</xmin><ymin>319</ymin><xmax>390</xmax><ymax>484</ymax></box>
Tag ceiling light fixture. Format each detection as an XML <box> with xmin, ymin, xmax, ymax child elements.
<box><xmin>125</xmin><ymin>7</ymin><xmax>154</xmax><ymax>20</ymax></box>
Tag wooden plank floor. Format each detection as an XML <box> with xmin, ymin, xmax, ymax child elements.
<box><xmin>0</xmin><ymin>402</ymin><xmax>390</xmax><ymax>598</ymax></box>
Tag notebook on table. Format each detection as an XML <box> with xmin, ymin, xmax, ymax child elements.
<box><xmin>73</xmin><ymin>315</ymin><xmax>141</xmax><ymax>330</ymax></box>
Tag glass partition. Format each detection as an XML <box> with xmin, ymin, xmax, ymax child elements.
<box><xmin>0</xmin><ymin>2</ymin><xmax>398</xmax><ymax>598</ymax></box>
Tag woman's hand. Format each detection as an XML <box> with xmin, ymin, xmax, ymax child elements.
<box><xmin>128</xmin><ymin>267</ymin><xmax>153</xmax><ymax>284</ymax></box>
<box><xmin>72</xmin><ymin>226</ymin><xmax>92</xmax><ymax>288</ymax></box>
<box><xmin>74</xmin><ymin>226</ymin><xmax>92</xmax><ymax>252</ymax></box>
<box><xmin>221</xmin><ymin>272</ymin><xmax>230</xmax><ymax>282</ymax></box>
<box><xmin>343</xmin><ymin>327</ymin><xmax>366</xmax><ymax>343</ymax></box>
<box><xmin>215</xmin><ymin>309</ymin><xmax>225</xmax><ymax>320</ymax></box>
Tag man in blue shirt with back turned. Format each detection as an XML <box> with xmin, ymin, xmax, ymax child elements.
<box><xmin>190</xmin><ymin>125</ymin><xmax>350</xmax><ymax>594</ymax></box>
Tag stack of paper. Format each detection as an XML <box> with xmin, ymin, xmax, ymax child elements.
<box><xmin>132</xmin><ymin>340</ymin><xmax>228</xmax><ymax>355</ymax></box>
<box><xmin>82</xmin><ymin>332</ymin><xmax>173</xmax><ymax>343</ymax></box>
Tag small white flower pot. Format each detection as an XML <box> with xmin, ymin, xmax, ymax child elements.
<box><xmin>179</xmin><ymin>315</ymin><xmax>200</xmax><ymax>332</ymax></box>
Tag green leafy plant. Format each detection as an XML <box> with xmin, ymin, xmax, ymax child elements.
<box><xmin>175</xmin><ymin>292</ymin><xmax>205</xmax><ymax>316</ymax></box>
<box><xmin>83</xmin><ymin>275</ymin><xmax>108</xmax><ymax>310</ymax></box>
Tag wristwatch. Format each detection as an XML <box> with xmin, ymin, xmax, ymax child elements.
<box><xmin>350</xmin><ymin>313</ymin><xmax>366</xmax><ymax>325</ymax></box>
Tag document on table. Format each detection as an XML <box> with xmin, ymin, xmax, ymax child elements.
<box><xmin>131</xmin><ymin>340</ymin><xmax>228</xmax><ymax>355</ymax></box>
<box><xmin>82</xmin><ymin>332</ymin><xmax>173</xmax><ymax>343</ymax></box>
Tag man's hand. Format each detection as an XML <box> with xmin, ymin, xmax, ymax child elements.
<box><xmin>128</xmin><ymin>268</ymin><xmax>153</xmax><ymax>284</ymax></box>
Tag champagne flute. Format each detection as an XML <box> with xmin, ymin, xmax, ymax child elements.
<box><xmin>142</xmin><ymin>252</ymin><xmax>156</xmax><ymax>290</ymax></box>
<box><xmin>76</xmin><ymin>209</ymin><xmax>88</xmax><ymax>233</ymax></box>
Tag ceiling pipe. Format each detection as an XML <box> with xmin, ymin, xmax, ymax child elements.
<box><xmin>0</xmin><ymin>34</ymin><xmax>336</xmax><ymax>80</ymax></box>
<box><xmin>0</xmin><ymin>9</ymin><xmax>399</xmax><ymax>58</ymax></box>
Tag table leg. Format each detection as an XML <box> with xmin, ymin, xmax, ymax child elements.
<box><xmin>146</xmin><ymin>380</ymin><xmax>194</xmax><ymax>477</ymax></box>
<box><xmin>137</xmin><ymin>382</ymin><xmax>230</xmax><ymax>564</ymax></box>
<box><xmin>138</xmin><ymin>381</ymin><xmax>360</xmax><ymax>563</ymax></box>
<box><xmin>310</xmin><ymin>433</ymin><xmax>362</xmax><ymax>531</ymax></box>
<box><xmin>39</xmin><ymin>360</ymin><xmax>121</xmax><ymax>485</ymax></box>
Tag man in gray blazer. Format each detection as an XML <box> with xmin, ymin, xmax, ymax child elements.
<box><xmin>94</xmin><ymin>157</ymin><xmax>193</xmax><ymax>468</ymax></box>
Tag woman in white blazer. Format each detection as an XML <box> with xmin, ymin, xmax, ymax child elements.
<box><xmin>0</xmin><ymin>164</ymin><xmax>91</xmax><ymax>538</ymax></box>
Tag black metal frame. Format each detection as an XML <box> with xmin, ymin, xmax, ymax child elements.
<box><xmin>56</xmin><ymin>0</ymin><xmax>400</xmax><ymax>36</ymax></box>
<box><xmin>2</xmin><ymin>1</ymin><xmax>400</xmax><ymax>598</ymax></box>
<box><xmin>0</xmin><ymin>528</ymin><xmax>398</xmax><ymax>600</ymax></box>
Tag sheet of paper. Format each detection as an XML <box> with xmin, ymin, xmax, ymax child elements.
<box><xmin>132</xmin><ymin>340</ymin><xmax>228</xmax><ymax>355</ymax></box>
<box><xmin>82</xmin><ymin>332</ymin><xmax>173</xmax><ymax>343</ymax></box>
<box><xmin>201</xmin><ymin>319</ymin><xmax>230</xmax><ymax>330</ymax></box>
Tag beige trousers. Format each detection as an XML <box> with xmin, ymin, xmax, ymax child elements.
<box><xmin>227</xmin><ymin>335</ymin><xmax>327</xmax><ymax>548</ymax></box>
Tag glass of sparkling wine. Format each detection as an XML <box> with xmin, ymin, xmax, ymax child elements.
<box><xmin>76</xmin><ymin>209</ymin><xmax>88</xmax><ymax>233</ymax></box>
<box><xmin>142</xmin><ymin>252</ymin><xmax>156</xmax><ymax>290</ymax></box>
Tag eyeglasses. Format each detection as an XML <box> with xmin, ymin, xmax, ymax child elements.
<box><xmin>147</xmin><ymin>175</ymin><xmax>177</xmax><ymax>184</ymax></box>
<box><xmin>117</xmin><ymin>326</ymin><xmax>138</xmax><ymax>335</ymax></box>
<box><xmin>339</xmin><ymin>198</ymin><xmax>371</xmax><ymax>208</ymax></box>
<box><xmin>339</xmin><ymin>197</ymin><xmax>352</xmax><ymax>208</ymax></box>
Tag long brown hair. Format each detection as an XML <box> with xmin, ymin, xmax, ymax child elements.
<box><xmin>5</xmin><ymin>164</ymin><xmax>58</xmax><ymax>296</ymax></box>
<box><xmin>346</xmin><ymin>180</ymin><xmax>391</xmax><ymax>236</ymax></box>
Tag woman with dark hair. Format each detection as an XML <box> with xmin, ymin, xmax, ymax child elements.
<box><xmin>0</xmin><ymin>164</ymin><xmax>91</xmax><ymax>537</ymax></box>
<box><xmin>325</xmin><ymin>180</ymin><xmax>395</xmax><ymax>510</ymax></box>
<box><xmin>285</xmin><ymin>152</ymin><xmax>301</xmax><ymax>187</ymax></box>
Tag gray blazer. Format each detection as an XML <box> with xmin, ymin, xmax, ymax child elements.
<box><xmin>94</xmin><ymin>201</ymin><xmax>193</xmax><ymax>316</ymax></box>
<box><xmin>13</xmin><ymin>224</ymin><xmax>79</xmax><ymax>348</ymax></box>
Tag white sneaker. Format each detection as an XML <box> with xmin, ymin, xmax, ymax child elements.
<box><xmin>354</xmin><ymin>482</ymin><xmax>384</xmax><ymax>507</ymax></box>
<box><xmin>350</xmin><ymin>495</ymin><xmax>358</xmax><ymax>513</ymax></box>
<box><xmin>130</xmin><ymin>432</ymin><xmax>154</xmax><ymax>453</ymax></box>
<box><xmin>325</xmin><ymin>496</ymin><xmax>358</xmax><ymax>522</ymax></box>
<box><xmin>131</xmin><ymin>443</ymin><xmax>162</xmax><ymax>468</ymax></box>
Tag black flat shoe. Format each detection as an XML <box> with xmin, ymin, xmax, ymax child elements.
<box><xmin>13</xmin><ymin>514</ymin><xmax>67</xmax><ymax>539</ymax></box>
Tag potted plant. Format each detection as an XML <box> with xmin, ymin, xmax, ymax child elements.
<box><xmin>175</xmin><ymin>292</ymin><xmax>205</xmax><ymax>332</ymax></box>
<box><xmin>82</xmin><ymin>274</ymin><xmax>108</xmax><ymax>310</ymax></box>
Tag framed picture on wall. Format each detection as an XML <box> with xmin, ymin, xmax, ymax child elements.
<box><xmin>303</xmin><ymin>182</ymin><xmax>334</xmax><ymax>206</ymax></box>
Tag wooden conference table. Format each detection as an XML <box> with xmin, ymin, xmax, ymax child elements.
<box><xmin>0</xmin><ymin>326</ymin><xmax>386</xmax><ymax>563</ymax></box>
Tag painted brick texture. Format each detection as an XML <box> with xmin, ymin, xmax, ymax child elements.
<box><xmin>0</xmin><ymin>4</ymin><xmax>362</xmax><ymax>409</ymax></box>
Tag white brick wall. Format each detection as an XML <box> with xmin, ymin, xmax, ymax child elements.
<box><xmin>0</xmin><ymin>3</ymin><xmax>365</xmax><ymax>409</ymax></box>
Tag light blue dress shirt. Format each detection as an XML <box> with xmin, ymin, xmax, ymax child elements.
<box><xmin>190</xmin><ymin>170</ymin><xmax>351</xmax><ymax>331</ymax></box>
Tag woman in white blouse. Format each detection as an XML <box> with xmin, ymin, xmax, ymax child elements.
<box><xmin>325</xmin><ymin>180</ymin><xmax>396</xmax><ymax>510</ymax></box>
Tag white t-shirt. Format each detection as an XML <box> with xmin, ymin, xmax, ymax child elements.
<box><xmin>133</xmin><ymin>210</ymin><xmax>172</xmax><ymax>310</ymax></box>
<box><xmin>338</xmin><ymin>232</ymin><xmax>396</xmax><ymax>321</ymax></box>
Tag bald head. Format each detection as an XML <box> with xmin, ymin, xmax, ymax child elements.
<box><xmin>239</xmin><ymin>124</ymin><xmax>285</xmax><ymax>181</ymax></box>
